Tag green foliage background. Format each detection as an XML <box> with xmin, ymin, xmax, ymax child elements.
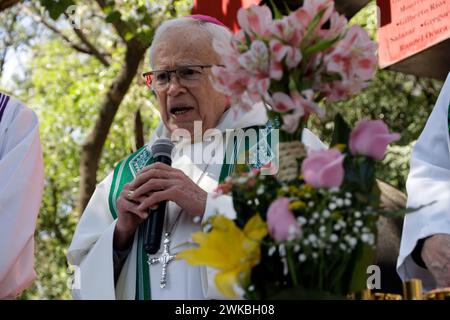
<box><xmin>0</xmin><ymin>1</ymin><xmax>444</xmax><ymax>299</ymax></box>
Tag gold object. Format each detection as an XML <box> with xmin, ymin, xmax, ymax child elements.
<box><xmin>424</xmin><ymin>287</ymin><xmax>450</xmax><ymax>300</ymax></box>
<box><xmin>347</xmin><ymin>289</ymin><xmax>372</xmax><ymax>300</ymax></box>
<box><xmin>373</xmin><ymin>293</ymin><xmax>402</xmax><ymax>300</ymax></box>
<box><xmin>403</xmin><ymin>279</ymin><xmax>423</xmax><ymax>300</ymax></box>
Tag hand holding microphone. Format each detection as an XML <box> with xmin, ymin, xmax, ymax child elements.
<box><xmin>117</xmin><ymin>138</ymin><xmax>208</xmax><ymax>253</ymax></box>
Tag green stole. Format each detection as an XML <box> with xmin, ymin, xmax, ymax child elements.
<box><xmin>107</xmin><ymin>124</ymin><xmax>274</xmax><ymax>299</ymax></box>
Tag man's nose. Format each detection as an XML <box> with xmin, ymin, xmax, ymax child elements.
<box><xmin>167</xmin><ymin>73</ymin><xmax>186</xmax><ymax>96</ymax></box>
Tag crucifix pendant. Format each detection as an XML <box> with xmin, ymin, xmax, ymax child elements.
<box><xmin>147</xmin><ymin>233</ymin><xmax>176</xmax><ymax>288</ymax></box>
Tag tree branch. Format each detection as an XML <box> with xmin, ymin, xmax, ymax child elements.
<box><xmin>22</xmin><ymin>5</ymin><xmax>110</xmax><ymax>67</ymax></box>
<box><xmin>78</xmin><ymin>40</ymin><xmax>148</xmax><ymax>212</ymax></box>
<box><xmin>94</xmin><ymin>0</ymin><xmax>130</xmax><ymax>43</ymax></box>
<box><xmin>0</xmin><ymin>0</ymin><xmax>20</xmax><ymax>12</ymax></box>
<box><xmin>63</xmin><ymin>12</ymin><xmax>110</xmax><ymax>67</ymax></box>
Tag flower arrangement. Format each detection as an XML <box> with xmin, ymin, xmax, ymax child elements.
<box><xmin>178</xmin><ymin>1</ymin><xmax>410</xmax><ymax>299</ymax></box>
<box><xmin>210</xmin><ymin>0</ymin><xmax>378</xmax><ymax>139</ymax></box>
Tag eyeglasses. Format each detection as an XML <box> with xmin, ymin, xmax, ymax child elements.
<box><xmin>142</xmin><ymin>64</ymin><xmax>224</xmax><ymax>91</ymax></box>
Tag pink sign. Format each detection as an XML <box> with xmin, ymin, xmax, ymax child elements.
<box><xmin>378</xmin><ymin>0</ymin><xmax>450</xmax><ymax>68</ymax></box>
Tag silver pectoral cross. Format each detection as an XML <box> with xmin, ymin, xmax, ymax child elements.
<box><xmin>147</xmin><ymin>233</ymin><xmax>176</xmax><ymax>288</ymax></box>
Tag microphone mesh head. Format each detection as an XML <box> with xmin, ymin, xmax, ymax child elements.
<box><xmin>151</xmin><ymin>138</ymin><xmax>174</xmax><ymax>159</ymax></box>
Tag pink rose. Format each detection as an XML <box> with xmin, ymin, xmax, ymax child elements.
<box><xmin>349</xmin><ymin>120</ymin><xmax>401</xmax><ymax>160</ymax></box>
<box><xmin>267</xmin><ymin>197</ymin><xmax>301</xmax><ymax>242</ymax></box>
<box><xmin>301</xmin><ymin>148</ymin><xmax>345</xmax><ymax>188</ymax></box>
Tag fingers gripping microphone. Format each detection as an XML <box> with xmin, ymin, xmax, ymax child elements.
<box><xmin>143</xmin><ymin>138</ymin><xmax>175</xmax><ymax>254</ymax></box>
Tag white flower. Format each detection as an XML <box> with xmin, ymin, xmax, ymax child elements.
<box><xmin>330</xmin><ymin>187</ymin><xmax>340</xmax><ymax>193</ymax></box>
<box><xmin>354</xmin><ymin>211</ymin><xmax>361</xmax><ymax>218</ymax></box>
<box><xmin>308</xmin><ymin>201</ymin><xmax>314</xmax><ymax>207</ymax></box>
<box><xmin>330</xmin><ymin>234</ymin><xmax>338</xmax><ymax>242</ymax></box>
<box><xmin>298</xmin><ymin>254</ymin><xmax>307</xmax><ymax>262</ymax></box>
<box><xmin>297</xmin><ymin>216</ymin><xmax>307</xmax><ymax>225</ymax></box>
<box><xmin>345</xmin><ymin>192</ymin><xmax>352</xmax><ymax>198</ymax></box>
<box><xmin>322</xmin><ymin>210</ymin><xmax>331</xmax><ymax>218</ymax></box>
<box><xmin>288</xmin><ymin>225</ymin><xmax>299</xmax><ymax>240</ymax></box>
<box><xmin>339</xmin><ymin>243</ymin><xmax>347</xmax><ymax>251</ymax></box>
<box><xmin>304</xmin><ymin>193</ymin><xmax>311</xmax><ymax>198</ymax></box>
<box><xmin>279</xmin><ymin>244</ymin><xmax>286</xmax><ymax>257</ymax></box>
<box><xmin>238</xmin><ymin>177</ymin><xmax>248</xmax><ymax>184</ymax></box>
<box><xmin>302</xmin><ymin>239</ymin><xmax>310</xmax><ymax>246</ymax></box>
<box><xmin>344</xmin><ymin>199</ymin><xmax>352</xmax><ymax>206</ymax></box>
<box><xmin>247</xmin><ymin>199</ymin><xmax>253</xmax><ymax>205</ymax></box>
<box><xmin>312</xmin><ymin>252</ymin><xmax>318</xmax><ymax>259</ymax></box>
<box><xmin>256</xmin><ymin>186</ymin><xmax>265</xmax><ymax>195</ymax></box>
<box><xmin>313</xmin><ymin>212</ymin><xmax>320</xmax><ymax>219</ymax></box>
<box><xmin>333</xmin><ymin>224</ymin><xmax>341</xmax><ymax>231</ymax></box>
<box><xmin>346</xmin><ymin>237</ymin><xmax>357</xmax><ymax>247</ymax></box>
<box><xmin>308</xmin><ymin>234</ymin><xmax>318</xmax><ymax>243</ymax></box>
<box><xmin>319</xmin><ymin>226</ymin><xmax>326</xmax><ymax>234</ymax></box>
<box><xmin>355</xmin><ymin>220</ymin><xmax>363</xmax><ymax>227</ymax></box>
<box><xmin>268</xmin><ymin>246</ymin><xmax>277</xmax><ymax>256</ymax></box>
<box><xmin>254</xmin><ymin>198</ymin><xmax>260</xmax><ymax>206</ymax></box>
<box><xmin>248</xmin><ymin>285</ymin><xmax>255</xmax><ymax>292</ymax></box>
<box><xmin>336</xmin><ymin>198</ymin><xmax>344</xmax><ymax>207</ymax></box>
<box><xmin>361</xmin><ymin>234</ymin><xmax>371</xmax><ymax>243</ymax></box>
<box><xmin>294</xmin><ymin>244</ymin><xmax>301</xmax><ymax>252</ymax></box>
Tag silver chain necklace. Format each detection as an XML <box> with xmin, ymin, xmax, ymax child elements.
<box><xmin>147</xmin><ymin>162</ymin><xmax>211</xmax><ymax>289</ymax></box>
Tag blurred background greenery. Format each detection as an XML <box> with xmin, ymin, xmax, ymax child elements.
<box><xmin>0</xmin><ymin>0</ymin><xmax>443</xmax><ymax>299</ymax></box>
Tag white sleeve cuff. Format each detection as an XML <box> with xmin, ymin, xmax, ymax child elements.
<box><xmin>203</xmin><ymin>193</ymin><xmax>237</xmax><ymax>223</ymax></box>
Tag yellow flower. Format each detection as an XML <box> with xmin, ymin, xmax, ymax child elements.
<box><xmin>177</xmin><ymin>214</ymin><xmax>267</xmax><ymax>298</ymax></box>
<box><xmin>289</xmin><ymin>200</ymin><xmax>306</xmax><ymax>211</ymax></box>
<box><xmin>334</xmin><ymin>143</ymin><xmax>347</xmax><ymax>152</ymax></box>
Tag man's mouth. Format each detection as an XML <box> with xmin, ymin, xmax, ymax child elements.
<box><xmin>169</xmin><ymin>104</ymin><xmax>194</xmax><ymax>116</ymax></box>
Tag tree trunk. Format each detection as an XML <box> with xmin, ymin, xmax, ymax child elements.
<box><xmin>0</xmin><ymin>0</ymin><xmax>20</xmax><ymax>12</ymax></box>
<box><xmin>78</xmin><ymin>39</ymin><xmax>147</xmax><ymax>214</ymax></box>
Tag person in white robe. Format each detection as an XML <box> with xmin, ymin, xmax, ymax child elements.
<box><xmin>67</xmin><ymin>15</ymin><xmax>325</xmax><ymax>300</ymax></box>
<box><xmin>397</xmin><ymin>72</ymin><xmax>450</xmax><ymax>290</ymax></box>
<box><xmin>0</xmin><ymin>93</ymin><xmax>44</xmax><ymax>299</ymax></box>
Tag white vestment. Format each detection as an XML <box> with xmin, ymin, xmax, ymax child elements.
<box><xmin>397</xmin><ymin>72</ymin><xmax>450</xmax><ymax>290</ymax></box>
<box><xmin>67</xmin><ymin>102</ymin><xmax>325</xmax><ymax>300</ymax></box>
<box><xmin>0</xmin><ymin>94</ymin><xmax>44</xmax><ymax>299</ymax></box>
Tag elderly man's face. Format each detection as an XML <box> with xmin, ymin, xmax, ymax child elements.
<box><xmin>152</xmin><ymin>25</ymin><xmax>229</xmax><ymax>137</ymax></box>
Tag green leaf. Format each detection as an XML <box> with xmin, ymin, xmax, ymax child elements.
<box><xmin>301</xmin><ymin>8</ymin><xmax>326</xmax><ymax>46</ymax></box>
<box><xmin>268</xmin><ymin>0</ymin><xmax>283</xmax><ymax>20</ymax></box>
<box><xmin>39</xmin><ymin>0</ymin><xmax>75</xmax><ymax>20</ymax></box>
<box><xmin>105</xmin><ymin>10</ymin><xmax>122</xmax><ymax>23</ymax></box>
<box><xmin>330</xmin><ymin>113</ymin><xmax>351</xmax><ymax>148</ymax></box>
<box><xmin>303</xmin><ymin>36</ymin><xmax>340</xmax><ymax>59</ymax></box>
<box><xmin>124</xmin><ymin>31</ymin><xmax>134</xmax><ymax>41</ymax></box>
<box><xmin>382</xmin><ymin>201</ymin><xmax>437</xmax><ymax>219</ymax></box>
<box><xmin>348</xmin><ymin>243</ymin><xmax>375</xmax><ymax>294</ymax></box>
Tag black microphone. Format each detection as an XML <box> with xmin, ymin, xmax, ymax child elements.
<box><xmin>143</xmin><ymin>138</ymin><xmax>175</xmax><ymax>254</ymax></box>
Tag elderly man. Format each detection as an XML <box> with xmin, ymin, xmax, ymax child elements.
<box><xmin>68</xmin><ymin>15</ymin><xmax>322</xmax><ymax>300</ymax></box>
<box><xmin>0</xmin><ymin>93</ymin><xmax>44</xmax><ymax>299</ymax></box>
<box><xmin>398</xmin><ymin>72</ymin><xmax>450</xmax><ymax>291</ymax></box>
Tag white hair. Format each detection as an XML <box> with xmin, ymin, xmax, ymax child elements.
<box><xmin>148</xmin><ymin>17</ymin><xmax>233</xmax><ymax>68</ymax></box>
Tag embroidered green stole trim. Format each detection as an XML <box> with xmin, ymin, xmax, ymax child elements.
<box><xmin>108</xmin><ymin>146</ymin><xmax>153</xmax><ymax>300</ymax></box>
<box><xmin>107</xmin><ymin>124</ymin><xmax>274</xmax><ymax>299</ymax></box>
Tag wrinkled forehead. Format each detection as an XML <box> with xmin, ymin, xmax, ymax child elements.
<box><xmin>152</xmin><ymin>25</ymin><xmax>218</xmax><ymax>69</ymax></box>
